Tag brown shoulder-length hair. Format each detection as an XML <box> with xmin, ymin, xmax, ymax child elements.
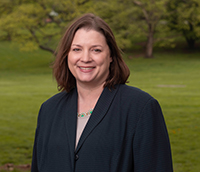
<box><xmin>53</xmin><ymin>13</ymin><xmax>130</xmax><ymax>92</ymax></box>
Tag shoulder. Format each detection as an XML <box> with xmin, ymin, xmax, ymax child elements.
<box><xmin>44</xmin><ymin>91</ymin><xmax>67</xmax><ymax>103</ymax></box>
<box><xmin>45</xmin><ymin>88</ymin><xmax>75</xmax><ymax>103</ymax></box>
<box><xmin>41</xmin><ymin>88</ymin><xmax>76</xmax><ymax>111</ymax></box>
<box><xmin>115</xmin><ymin>84</ymin><xmax>160</xmax><ymax>111</ymax></box>
<box><xmin>117</xmin><ymin>84</ymin><xmax>153</xmax><ymax>101</ymax></box>
<box><xmin>37</xmin><ymin>88</ymin><xmax>76</xmax><ymax>124</ymax></box>
<box><xmin>116</xmin><ymin>84</ymin><xmax>163</xmax><ymax>123</ymax></box>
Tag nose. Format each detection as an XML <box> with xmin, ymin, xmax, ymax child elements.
<box><xmin>81</xmin><ymin>50</ymin><xmax>92</xmax><ymax>62</ymax></box>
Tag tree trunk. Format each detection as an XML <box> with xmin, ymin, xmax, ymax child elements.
<box><xmin>183</xmin><ymin>23</ymin><xmax>196</xmax><ymax>49</ymax></box>
<box><xmin>185</xmin><ymin>37</ymin><xmax>195</xmax><ymax>49</ymax></box>
<box><xmin>145</xmin><ymin>29</ymin><xmax>154</xmax><ymax>58</ymax></box>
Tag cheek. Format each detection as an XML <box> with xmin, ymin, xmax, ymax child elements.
<box><xmin>68</xmin><ymin>53</ymin><xmax>76</xmax><ymax>66</ymax></box>
<box><xmin>67</xmin><ymin>55</ymin><xmax>75</xmax><ymax>73</ymax></box>
<box><xmin>68</xmin><ymin>52</ymin><xmax>79</xmax><ymax>65</ymax></box>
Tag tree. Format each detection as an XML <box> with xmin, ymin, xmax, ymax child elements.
<box><xmin>0</xmin><ymin>0</ymin><xmax>177</xmax><ymax>57</ymax></box>
<box><xmin>0</xmin><ymin>0</ymin><xmax>93</xmax><ymax>54</ymax></box>
<box><xmin>0</xmin><ymin>0</ymin><xmax>34</xmax><ymax>41</ymax></box>
<box><xmin>166</xmin><ymin>0</ymin><xmax>200</xmax><ymax>49</ymax></box>
<box><xmin>94</xmin><ymin>0</ymin><xmax>175</xmax><ymax>58</ymax></box>
<box><xmin>93</xmin><ymin>0</ymin><xmax>135</xmax><ymax>50</ymax></box>
<box><xmin>132</xmin><ymin>0</ymin><xmax>168</xmax><ymax>58</ymax></box>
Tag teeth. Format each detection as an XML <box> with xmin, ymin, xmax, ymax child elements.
<box><xmin>80</xmin><ymin>67</ymin><xmax>93</xmax><ymax>70</ymax></box>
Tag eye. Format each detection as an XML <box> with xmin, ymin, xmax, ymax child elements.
<box><xmin>72</xmin><ymin>48</ymin><xmax>81</xmax><ymax>52</ymax></box>
<box><xmin>93</xmin><ymin>49</ymin><xmax>102</xmax><ymax>53</ymax></box>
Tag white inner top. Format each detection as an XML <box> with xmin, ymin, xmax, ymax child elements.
<box><xmin>76</xmin><ymin>116</ymin><xmax>90</xmax><ymax>148</ymax></box>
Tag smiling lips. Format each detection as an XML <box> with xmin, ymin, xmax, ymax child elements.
<box><xmin>79</xmin><ymin>66</ymin><xmax>95</xmax><ymax>72</ymax></box>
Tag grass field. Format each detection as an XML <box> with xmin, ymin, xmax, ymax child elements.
<box><xmin>0</xmin><ymin>41</ymin><xmax>200</xmax><ymax>172</ymax></box>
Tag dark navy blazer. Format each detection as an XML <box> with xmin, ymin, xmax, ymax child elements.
<box><xmin>31</xmin><ymin>84</ymin><xmax>173</xmax><ymax>172</ymax></box>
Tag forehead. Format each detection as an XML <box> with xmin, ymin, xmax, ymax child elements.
<box><xmin>72</xmin><ymin>28</ymin><xmax>106</xmax><ymax>44</ymax></box>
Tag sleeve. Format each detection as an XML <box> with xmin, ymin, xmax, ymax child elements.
<box><xmin>31</xmin><ymin>127</ymin><xmax>39</xmax><ymax>172</ymax></box>
<box><xmin>31</xmin><ymin>105</ymin><xmax>43</xmax><ymax>172</ymax></box>
<box><xmin>133</xmin><ymin>98</ymin><xmax>173</xmax><ymax>172</ymax></box>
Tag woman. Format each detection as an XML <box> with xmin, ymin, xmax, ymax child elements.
<box><xmin>31</xmin><ymin>13</ymin><xmax>173</xmax><ymax>172</ymax></box>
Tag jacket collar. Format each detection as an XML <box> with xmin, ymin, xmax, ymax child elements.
<box><xmin>75</xmin><ymin>85</ymin><xmax>119</xmax><ymax>153</ymax></box>
<box><xmin>64</xmin><ymin>85</ymin><xmax>119</xmax><ymax>156</ymax></box>
<box><xmin>64</xmin><ymin>88</ymin><xmax>78</xmax><ymax>165</ymax></box>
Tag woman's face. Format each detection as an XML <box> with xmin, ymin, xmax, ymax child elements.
<box><xmin>68</xmin><ymin>28</ymin><xmax>112</xmax><ymax>88</ymax></box>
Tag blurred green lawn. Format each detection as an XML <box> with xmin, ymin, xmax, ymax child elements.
<box><xmin>0</xmin><ymin>41</ymin><xmax>200</xmax><ymax>172</ymax></box>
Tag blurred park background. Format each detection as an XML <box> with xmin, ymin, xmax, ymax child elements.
<box><xmin>0</xmin><ymin>0</ymin><xmax>200</xmax><ymax>171</ymax></box>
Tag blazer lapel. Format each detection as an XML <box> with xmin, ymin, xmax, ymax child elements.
<box><xmin>64</xmin><ymin>88</ymin><xmax>78</xmax><ymax>164</ymax></box>
<box><xmin>75</xmin><ymin>85</ymin><xmax>119</xmax><ymax>153</ymax></box>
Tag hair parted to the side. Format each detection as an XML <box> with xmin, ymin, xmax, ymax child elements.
<box><xmin>53</xmin><ymin>13</ymin><xmax>130</xmax><ymax>92</ymax></box>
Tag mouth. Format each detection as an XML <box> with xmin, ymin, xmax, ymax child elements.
<box><xmin>79</xmin><ymin>66</ymin><xmax>95</xmax><ymax>70</ymax></box>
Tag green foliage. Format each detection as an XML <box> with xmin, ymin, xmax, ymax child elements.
<box><xmin>0</xmin><ymin>0</ymin><xmax>200</xmax><ymax>55</ymax></box>
<box><xmin>94</xmin><ymin>0</ymin><xmax>176</xmax><ymax>57</ymax></box>
<box><xmin>166</xmin><ymin>0</ymin><xmax>200</xmax><ymax>48</ymax></box>
<box><xmin>132</xmin><ymin>0</ymin><xmax>176</xmax><ymax>52</ymax></box>
<box><xmin>0</xmin><ymin>0</ymin><xmax>94</xmax><ymax>53</ymax></box>
<box><xmin>0</xmin><ymin>0</ymin><xmax>35</xmax><ymax>16</ymax></box>
<box><xmin>0</xmin><ymin>0</ymin><xmax>174</xmax><ymax>54</ymax></box>
<box><xmin>94</xmin><ymin>0</ymin><xmax>135</xmax><ymax>49</ymax></box>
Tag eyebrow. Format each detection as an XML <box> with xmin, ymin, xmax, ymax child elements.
<box><xmin>71</xmin><ymin>44</ymin><xmax>103</xmax><ymax>48</ymax></box>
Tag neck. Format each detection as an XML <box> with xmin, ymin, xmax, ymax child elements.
<box><xmin>76</xmin><ymin>82</ymin><xmax>104</xmax><ymax>113</ymax></box>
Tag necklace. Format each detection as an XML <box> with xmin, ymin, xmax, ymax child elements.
<box><xmin>77</xmin><ymin>109</ymin><xmax>93</xmax><ymax>118</ymax></box>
